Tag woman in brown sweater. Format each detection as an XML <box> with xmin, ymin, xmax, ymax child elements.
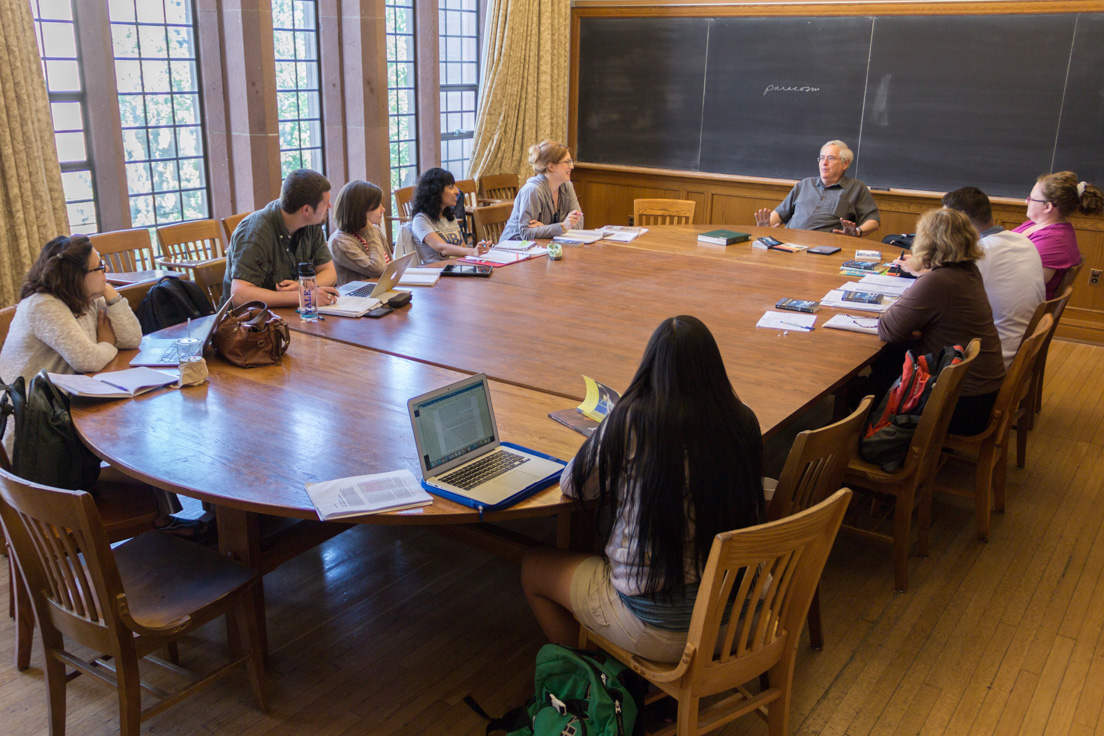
<box><xmin>874</xmin><ymin>208</ymin><xmax>1005</xmax><ymax>436</ymax></box>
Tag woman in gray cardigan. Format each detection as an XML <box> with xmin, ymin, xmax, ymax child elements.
<box><xmin>499</xmin><ymin>140</ymin><xmax>584</xmax><ymax>241</ymax></box>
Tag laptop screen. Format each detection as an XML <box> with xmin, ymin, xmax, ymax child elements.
<box><xmin>411</xmin><ymin>379</ymin><xmax>496</xmax><ymax>471</ymax></box>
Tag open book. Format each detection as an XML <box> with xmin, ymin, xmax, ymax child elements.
<box><xmin>305</xmin><ymin>469</ymin><xmax>433</xmax><ymax>520</ymax></box>
<box><xmin>48</xmin><ymin>367</ymin><xmax>178</xmax><ymax>398</ymax></box>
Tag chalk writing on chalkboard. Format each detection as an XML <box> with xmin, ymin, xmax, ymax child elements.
<box><xmin>763</xmin><ymin>84</ymin><xmax>822</xmax><ymax>96</ymax></box>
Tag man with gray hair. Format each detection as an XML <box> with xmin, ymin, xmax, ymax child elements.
<box><xmin>754</xmin><ymin>140</ymin><xmax>881</xmax><ymax>237</ymax></box>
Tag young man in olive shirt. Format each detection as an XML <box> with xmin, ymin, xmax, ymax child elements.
<box><xmin>220</xmin><ymin>169</ymin><xmax>341</xmax><ymax>308</ymax></box>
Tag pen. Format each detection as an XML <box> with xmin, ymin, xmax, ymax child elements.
<box><xmin>779</xmin><ymin>321</ymin><xmax>813</xmax><ymax>332</ymax></box>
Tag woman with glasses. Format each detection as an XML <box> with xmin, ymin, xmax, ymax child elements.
<box><xmin>499</xmin><ymin>140</ymin><xmax>584</xmax><ymax>242</ymax></box>
<box><xmin>1015</xmin><ymin>171</ymin><xmax>1104</xmax><ymax>299</ymax></box>
<box><xmin>0</xmin><ymin>235</ymin><xmax>141</xmax><ymax>401</ymax></box>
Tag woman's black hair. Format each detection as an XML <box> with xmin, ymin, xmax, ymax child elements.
<box><xmin>410</xmin><ymin>167</ymin><xmax>456</xmax><ymax>221</ymax></box>
<box><xmin>570</xmin><ymin>315</ymin><xmax>764</xmax><ymax>598</ymax></box>
<box><xmin>21</xmin><ymin>235</ymin><xmax>96</xmax><ymax>316</ymax></box>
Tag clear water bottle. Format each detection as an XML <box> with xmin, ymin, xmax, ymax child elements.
<box><xmin>298</xmin><ymin>262</ymin><xmax>318</xmax><ymax>322</ymax></box>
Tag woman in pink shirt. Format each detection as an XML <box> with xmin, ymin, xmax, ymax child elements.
<box><xmin>1014</xmin><ymin>171</ymin><xmax>1103</xmax><ymax>299</ymax></box>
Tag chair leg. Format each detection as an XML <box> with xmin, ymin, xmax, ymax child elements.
<box><xmin>115</xmin><ymin>643</ymin><xmax>143</xmax><ymax>736</ymax></box>
<box><xmin>766</xmin><ymin>666</ymin><xmax>792</xmax><ymax>736</ymax></box>
<box><xmin>43</xmin><ymin>648</ymin><xmax>68</xmax><ymax>736</ymax></box>
<box><xmin>893</xmin><ymin>491</ymin><xmax>914</xmax><ymax>592</ymax></box>
<box><xmin>975</xmin><ymin>445</ymin><xmax>994</xmax><ymax>542</ymax></box>
<box><xmin>677</xmin><ymin>695</ymin><xmax>699</xmax><ymax>736</ymax></box>
<box><xmin>807</xmin><ymin>586</ymin><xmax>824</xmax><ymax>650</ymax></box>
<box><xmin>165</xmin><ymin>641</ymin><xmax>180</xmax><ymax>665</ymax></box>
<box><xmin>994</xmin><ymin>445</ymin><xmax>1008</xmax><ymax>513</ymax></box>
<box><xmin>917</xmin><ymin>486</ymin><xmax>932</xmax><ymax>560</ymax></box>
<box><xmin>1016</xmin><ymin>416</ymin><xmax>1029</xmax><ymax>468</ymax></box>
<box><xmin>14</xmin><ymin>562</ymin><xmax>34</xmax><ymax>670</ymax></box>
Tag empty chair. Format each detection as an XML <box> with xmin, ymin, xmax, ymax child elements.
<box><xmin>393</xmin><ymin>186</ymin><xmax>415</xmax><ymax>221</ymax></box>
<box><xmin>478</xmin><ymin>173</ymin><xmax>519</xmax><ymax>201</ymax></box>
<box><xmin>221</xmin><ymin>211</ymin><xmax>252</xmax><ymax>243</ymax></box>
<box><xmin>156</xmin><ymin>220</ymin><xmax>226</xmax><ymax>276</ymax></box>
<box><xmin>937</xmin><ymin>316</ymin><xmax>1051</xmax><ymax>541</ymax></box>
<box><xmin>192</xmin><ymin>258</ymin><xmax>228</xmax><ymax>309</ymax></box>
<box><xmin>0</xmin><ymin>467</ymin><xmax>266</xmax><ymax>735</ymax></box>
<box><xmin>579</xmin><ymin>489</ymin><xmax>851</xmax><ymax>736</ymax></box>
<box><xmin>634</xmin><ymin>198</ymin><xmax>696</xmax><ymax>226</ymax></box>
<box><xmin>89</xmin><ymin>229</ymin><xmax>158</xmax><ymax>273</ymax></box>
<box><xmin>472</xmin><ymin>203</ymin><xmax>514</xmax><ymax>243</ymax></box>
<box><xmin>842</xmin><ymin>340</ymin><xmax>980</xmax><ymax>591</ymax></box>
<box><xmin>768</xmin><ymin>395</ymin><xmax>872</xmax><ymax>649</ymax></box>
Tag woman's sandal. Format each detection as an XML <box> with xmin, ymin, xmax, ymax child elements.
<box><xmin>155</xmin><ymin>516</ymin><xmax>214</xmax><ymax>544</ymax></box>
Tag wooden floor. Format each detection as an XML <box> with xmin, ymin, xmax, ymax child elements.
<box><xmin>2</xmin><ymin>339</ymin><xmax>1103</xmax><ymax>735</ymax></box>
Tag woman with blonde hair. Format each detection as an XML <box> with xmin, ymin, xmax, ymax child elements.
<box><xmin>499</xmin><ymin>140</ymin><xmax>584</xmax><ymax>241</ymax></box>
<box><xmin>873</xmin><ymin>208</ymin><xmax>1006</xmax><ymax>435</ymax></box>
<box><xmin>1015</xmin><ymin>171</ymin><xmax>1104</xmax><ymax>298</ymax></box>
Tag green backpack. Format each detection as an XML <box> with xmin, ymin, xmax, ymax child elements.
<box><xmin>476</xmin><ymin>645</ymin><xmax>644</xmax><ymax>736</ymax></box>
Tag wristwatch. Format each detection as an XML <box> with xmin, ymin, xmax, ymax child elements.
<box><xmin>105</xmin><ymin>294</ymin><xmax>124</xmax><ymax>307</ymax></box>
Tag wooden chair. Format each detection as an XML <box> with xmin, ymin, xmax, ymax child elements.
<box><xmin>1055</xmin><ymin>262</ymin><xmax>1083</xmax><ymax>299</ymax></box>
<box><xmin>937</xmin><ymin>316</ymin><xmax>1051</xmax><ymax>542</ymax></box>
<box><xmin>393</xmin><ymin>222</ymin><xmax>421</xmax><ymax>265</ymax></box>
<box><xmin>767</xmin><ymin>395</ymin><xmax>872</xmax><ymax>649</ymax></box>
<box><xmin>634</xmin><ymin>199</ymin><xmax>696</xmax><ymax>226</ymax></box>
<box><xmin>0</xmin><ymin>468</ymin><xmax>266</xmax><ymax>735</ymax></box>
<box><xmin>455</xmin><ymin>179</ymin><xmax>478</xmax><ymax>234</ymax></box>
<box><xmin>478</xmin><ymin>173</ymin><xmax>519</xmax><ymax>201</ymax></box>
<box><xmin>155</xmin><ymin>220</ymin><xmax>226</xmax><ymax>277</ymax></box>
<box><xmin>192</xmin><ymin>258</ymin><xmax>228</xmax><ymax>309</ymax></box>
<box><xmin>1026</xmin><ymin>285</ymin><xmax>1074</xmax><ymax>422</ymax></box>
<box><xmin>842</xmin><ymin>339</ymin><xmax>980</xmax><ymax>591</ymax></box>
<box><xmin>393</xmin><ymin>186</ymin><xmax>415</xmax><ymax>222</ymax></box>
<box><xmin>89</xmin><ymin>229</ymin><xmax>158</xmax><ymax>273</ymax></box>
<box><xmin>580</xmin><ymin>489</ymin><xmax>851</xmax><ymax>736</ymax></box>
<box><xmin>221</xmin><ymin>211</ymin><xmax>252</xmax><ymax>243</ymax></box>
<box><xmin>473</xmin><ymin>202</ymin><xmax>514</xmax><ymax>243</ymax></box>
<box><xmin>0</xmin><ymin>304</ymin><xmax>15</xmax><ymax>348</ymax></box>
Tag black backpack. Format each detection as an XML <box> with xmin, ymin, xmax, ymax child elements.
<box><xmin>135</xmin><ymin>276</ymin><xmax>215</xmax><ymax>334</ymax></box>
<box><xmin>0</xmin><ymin>371</ymin><xmax>100</xmax><ymax>491</ymax></box>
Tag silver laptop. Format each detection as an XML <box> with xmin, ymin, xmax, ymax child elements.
<box><xmin>408</xmin><ymin>374</ymin><xmax>565</xmax><ymax>507</ymax></box>
<box><xmin>337</xmin><ymin>252</ymin><xmax>416</xmax><ymax>302</ymax></box>
<box><xmin>129</xmin><ymin>297</ymin><xmax>233</xmax><ymax>367</ymax></box>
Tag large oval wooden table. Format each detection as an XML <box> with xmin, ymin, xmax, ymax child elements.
<box><xmin>73</xmin><ymin>224</ymin><xmax>889</xmax><ymax>652</ymax></box>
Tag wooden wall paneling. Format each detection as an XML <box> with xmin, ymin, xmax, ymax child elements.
<box><xmin>73</xmin><ymin>1</ymin><xmax>130</xmax><ymax>231</ymax></box>
<box><xmin>318</xmin><ymin>0</ymin><xmax>348</xmax><ymax>189</ymax></box>
<box><xmin>217</xmin><ymin>0</ymin><xmax>283</xmax><ymax>214</ymax></box>
<box><xmin>328</xmin><ymin>1</ymin><xmax>392</xmax><ymax>206</ymax></box>
<box><xmin>195</xmin><ymin>0</ymin><xmax>234</xmax><ymax>219</ymax></box>
<box><xmin>415</xmin><ymin>0</ymin><xmax>441</xmax><ymax>170</ymax></box>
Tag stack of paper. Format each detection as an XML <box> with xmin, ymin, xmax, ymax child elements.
<box><xmin>820</xmin><ymin>289</ymin><xmax>896</xmax><ymax>313</ymax></box>
<box><xmin>555</xmin><ymin>229</ymin><xmax>605</xmax><ymax>244</ymax></box>
<box><xmin>493</xmin><ymin>239</ymin><xmax>538</xmax><ymax>251</ymax></box>
<box><xmin>756</xmin><ymin>311</ymin><xmax>817</xmax><ymax>332</ymax></box>
<box><xmin>824</xmin><ymin>314</ymin><xmax>880</xmax><ymax>335</ymax></box>
<box><xmin>398</xmin><ymin>267</ymin><xmax>441</xmax><ymax>287</ymax></box>
<box><xmin>600</xmin><ymin>226</ymin><xmax>648</xmax><ymax>242</ymax></box>
<box><xmin>305</xmin><ymin>469</ymin><xmax>432</xmax><ymax>520</ymax></box>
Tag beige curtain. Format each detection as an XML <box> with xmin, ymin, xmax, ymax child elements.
<box><xmin>0</xmin><ymin>0</ymin><xmax>69</xmax><ymax>308</ymax></box>
<box><xmin>468</xmin><ymin>0</ymin><xmax>571</xmax><ymax>184</ymax></box>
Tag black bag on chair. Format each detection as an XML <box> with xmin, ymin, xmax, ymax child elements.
<box><xmin>0</xmin><ymin>371</ymin><xmax>100</xmax><ymax>491</ymax></box>
<box><xmin>135</xmin><ymin>276</ymin><xmax>215</xmax><ymax>334</ymax></box>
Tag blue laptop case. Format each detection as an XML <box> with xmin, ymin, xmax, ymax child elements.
<box><xmin>419</xmin><ymin>442</ymin><xmax>566</xmax><ymax>512</ymax></box>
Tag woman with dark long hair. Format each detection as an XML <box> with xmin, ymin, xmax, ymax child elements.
<box><xmin>410</xmin><ymin>167</ymin><xmax>491</xmax><ymax>263</ymax></box>
<box><xmin>521</xmin><ymin>315</ymin><xmax>764</xmax><ymax>663</ymax></box>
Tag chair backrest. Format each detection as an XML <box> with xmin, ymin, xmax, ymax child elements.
<box><xmin>634</xmin><ymin>198</ymin><xmax>696</xmax><ymax>226</ymax></box>
<box><xmin>0</xmin><ymin>467</ymin><xmax>129</xmax><ymax>646</ymax></box>
<box><xmin>0</xmin><ymin>304</ymin><xmax>15</xmax><ymax>350</ymax></box>
<box><xmin>89</xmin><ymin>228</ymin><xmax>158</xmax><ymax>273</ymax></box>
<box><xmin>455</xmin><ymin>178</ymin><xmax>477</xmax><ymax>199</ymax></box>
<box><xmin>394</xmin><ymin>186</ymin><xmax>415</xmax><ymax>221</ymax></box>
<box><xmin>685</xmin><ymin>488</ymin><xmax>851</xmax><ymax>692</ymax></box>
<box><xmin>221</xmin><ymin>212</ymin><xmax>252</xmax><ymax>244</ymax></box>
<box><xmin>1055</xmin><ymin>262</ymin><xmax>1083</xmax><ymax>297</ymax></box>
<box><xmin>984</xmin><ymin>314</ymin><xmax>1052</xmax><ymax>442</ymax></box>
<box><xmin>156</xmin><ymin>220</ymin><xmax>226</xmax><ymax>264</ymax></box>
<box><xmin>192</xmin><ymin>258</ymin><xmax>228</xmax><ymax>309</ymax></box>
<box><xmin>393</xmin><ymin>222</ymin><xmax>421</xmax><ymax>265</ymax></box>
<box><xmin>479</xmin><ymin>173</ymin><xmax>519</xmax><ymax>201</ymax></box>
<box><xmin>473</xmin><ymin>202</ymin><xmax>514</xmax><ymax>243</ymax></box>
<box><xmin>768</xmin><ymin>395</ymin><xmax>872</xmax><ymax>522</ymax></box>
<box><xmin>899</xmin><ymin>339</ymin><xmax>980</xmax><ymax>478</ymax></box>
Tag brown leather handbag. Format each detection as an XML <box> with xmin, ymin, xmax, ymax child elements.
<box><xmin>212</xmin><ymin>301</ymin><xmax>290</xmax><ymax>367</ymax></box>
